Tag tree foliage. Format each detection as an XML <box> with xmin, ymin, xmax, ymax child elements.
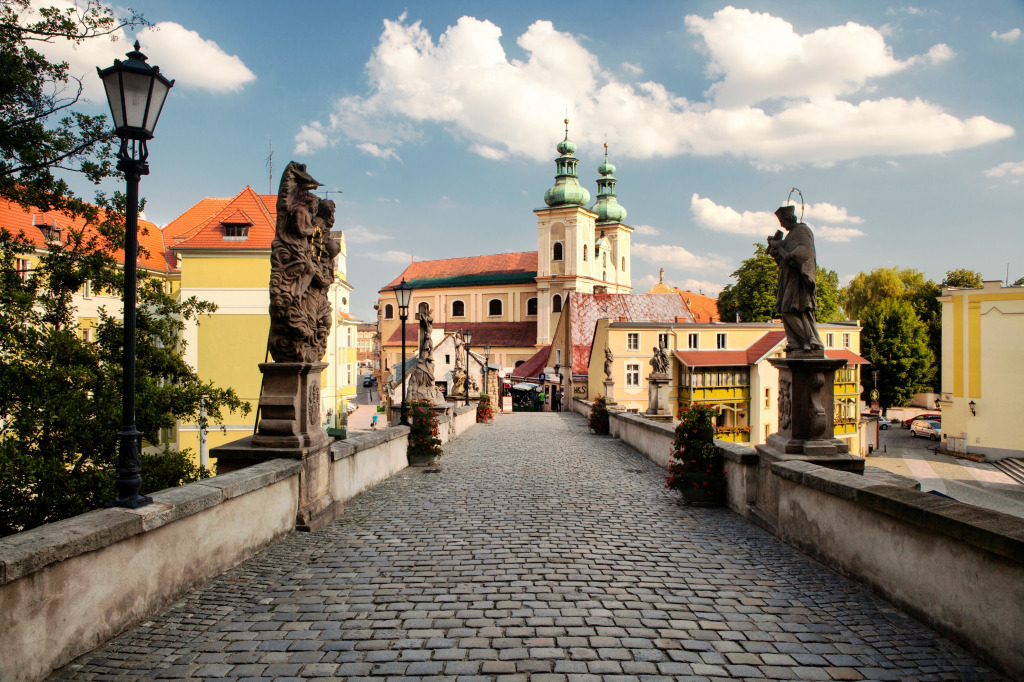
<box><xmin>840</xmin><ymin>267</ymin><xmax>939</xmax><ymax>321</ymax></box>
<box><xmin>859</xmin><ymin>299</ymin><xmax>934</xmax><ymax>409</ymax></box>
<box><xmin>0</xmin><ymin>219</ymin><xmax>250</xmax><ymax>536</ymax></box>
<box><xmin>716</xmin><ymin>243</ymin><xmax>842</xmax><ymax>323</ymax></box>
<box><xmin>0</xmin><ymin>0</ymin><xmax>146</xmax><ymax>217</ymax></box>
<box><xmin>941</xmin><ymin>268</ymin><xmax>983</xmax><ymax>289</ymax></box>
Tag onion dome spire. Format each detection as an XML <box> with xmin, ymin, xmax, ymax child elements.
<box><xmin>591</xmin><ymin>141</ymin><xmax>626</xmax><ymax>223</ymax></box>
<box><xmin>544</xmin><ymin>119</ymin><xmax>590</xmax><ymax>207</ymax></box>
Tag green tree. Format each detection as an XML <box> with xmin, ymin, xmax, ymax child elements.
<box><xmin>941</xmin><ymin>268</ymin><xmax>983</xmax><ymax>288</ymax></box>
<box><xmin>860</xmin><ymin>299</ymin><xmax>934</xmax><ymax>409</ymax></box>
<box><xmin>0</xmin><ymin>221</ymin><xmax>250</xmax><ymax>536</ymax></box>
<box><xmin>717</xmin><ymin>243</ymin><xmax>842</xmax><ymax>323</ymax></box>
<box><xmin>840</xmin><ymin>267</ymin><xmax>937</xmax><ymax>321</ymax></box>
<box><xmin>1014</xmin><ymin>276</ymin><xmax>1024</xmax><ymax>287</ymax></box>
<box><xmin>1</xmin><ymin>1</ymin><xmax>146</xmax><ymax>218</ymax></box>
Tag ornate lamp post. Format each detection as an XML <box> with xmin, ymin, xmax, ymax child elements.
<box><xmin>394</xmin><ymin>279</ymin><xmax>412</xmax><ymax>426</ymax></box>
<box><xmin>463</xmin><ymin>328</ymin><xmax>473</xmax><ymax>406</ymax></box>
<box><xmin>97</xmin><ymin>41</ymin><xmax>174</xmax><ymax>509</ymax></box>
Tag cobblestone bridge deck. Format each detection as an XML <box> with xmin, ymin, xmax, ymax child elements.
<box><xmin>53</xmin><ymin>413</ymin><xmax>1004</xmax><ymax>681</ymax></box>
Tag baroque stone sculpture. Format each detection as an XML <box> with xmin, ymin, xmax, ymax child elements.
<box><xmin>767</xmin><ymin>205</ymin><xmax>824</xmax><ymax>356</ymax></box>
<box><xmin>269</xmin><ymin>161</ymin><xmax>339</xmax><ymax>363</ymax></box>
<box><xmin>650</xmin><ymin>346</ymin><xmax>669</xmax><ymax>375</ymax></box>
<box><xmin>603</xmin><ymin>346</ymin><xmax>614</xmax><ymax>381</ymax></box>
<box><xmin>406</xmin><ymin>305</ymin><xmax>447</xmax><ymax>406</ymax></box>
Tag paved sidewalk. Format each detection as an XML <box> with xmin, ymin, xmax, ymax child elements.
<box><xmin>53</xmin><ymin>413</ymin><xmax>1004</xmax><ymax>681</ymax></box>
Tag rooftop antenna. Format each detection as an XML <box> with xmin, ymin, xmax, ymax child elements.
<box><xmin>320</xmin><ymin>190</ymin><xmax>344</xmax><ymax>200</ymax></box>
<box><xmin>265</xmin><ymin>141</ymin><xmax>274</xmax><ymax>194</ymax></box>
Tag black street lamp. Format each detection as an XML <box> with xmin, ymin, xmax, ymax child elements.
<box><xmin>463</xmin><ymin>328</ymin><xmax>473</xmax><ymax>406</ymax></box>
<box><xmin>484</xmin><ymin>345</ymin><xmax>491</xmax><ymax>403</ymax></box>
<box><xmin>394</xmin><ymin>279</ymin><xmax>413</xmax><ymax>425</ymax></box>
<box><xmin>98</xmin><ymin>41</ymin><xmax>173</xmax><ymax>509</ymax></box>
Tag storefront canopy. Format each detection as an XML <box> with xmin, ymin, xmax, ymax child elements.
<box><xmin>511</xmin><ymin>382</ymin><xmax>540</xmax><ymax>391</ymax></box>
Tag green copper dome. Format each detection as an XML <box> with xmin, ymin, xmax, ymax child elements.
<box><xmin>544</xmin><ymin>119</ymin><xmax>590</xmax><ymax>208</ymax></box>
<box><xmin>591</xmin><ymin>143</ymin><xmax>626</xmax><ymax>223</ymax></box>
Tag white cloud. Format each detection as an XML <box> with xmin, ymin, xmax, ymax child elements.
<box><xmin>992</xmin><ymin>28</ymin><xmax>1021</xmax><ymax>44</ymax></box>
<box><xmin>814</xmin><ymin>225</ymin><xmax>866</xmax><ymax>242</ymax></box>
<box><xmin>621</xmin><ymin>62</ymin><xmax>643</xmax><ymax>77</ymax></box>
<box><xmin>139</xmin><ymin>23</ymin><xmax>255</xmax><ymax>93</ymax></box>
<box><xmin>677</xmin><ymin>279</ymin><xmax>724</xmax><ymax>296</ymax></box>
<box><xmin>367</xmin><ymin>250</ymin><xmax>412</xmax><ymax>263</ymax></box>
<box><xmin>691</xmin><ymin>194</ymin><xmax>865</xmax><ymax>242</ymax></box>
<box><xmin>632</xmin><ymin>224</ymin><xmax>660</xmax><ymax>236</ymax></box>
<box><xmin>345</xmin><ymin>226</ymin><xmax>394</xmax><ymax>244</ymax></box>
<box><xmin>294</xmin><ymin>11</ymin><xmax>1013</xmax><ymax>168</ymax></box>
<box><xmin>632</xmin><ymin>242</ymin><xmax>732</xmax><ymax>271</ymax></box>
<box><xmin>356</xmin><ymin>143</ymin><xmax>401</xmax><ymax>161</ymax></box>
<box><xmin>295</xmin><ymin>123</ymin><xmax>330</xmax><ymax>156</ymax></box>
<box><xmin>984</xmin><ymin>160</ymin><xmax>1024</xmax><ymax>184</ymax></box>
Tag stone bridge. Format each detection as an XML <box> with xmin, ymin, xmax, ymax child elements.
<box><xmin>48</xmin><ymin>412</ymin><xmax>1005</xmax><ymax>681</ymax></box>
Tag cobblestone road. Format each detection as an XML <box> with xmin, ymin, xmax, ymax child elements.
<box><xmin>53</xmin><ymin>413</ymin><xmax>1004</xmax><ymax>681</ymax></box>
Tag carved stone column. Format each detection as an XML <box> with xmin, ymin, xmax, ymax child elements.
<box><xmin>603</xmin><ymin>379</ymin><xmax>616</xmax><ymax>404</ymax></box>
<box><xmin>754</xmin><ymin>357</ymin><xmax>864</xmax><ymax>531</ymax></box>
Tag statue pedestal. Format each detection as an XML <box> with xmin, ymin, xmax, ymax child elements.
<box><xmin>212</xmin><ymin>361</ymin><xmax>341</xmax><ymax>532</ymax></box>
<box><xmin>754</xmin><ymin>356</ymin><xmax>863</xmax><ymax>531</ymax></box>
<box><xmin>645</xmin><ymin>372</ymin><xmax>673</xmax><ymax>421</ymax></box>
<box><xmin>603</xmin><ymin>379</ymin><xmax>616</xmax><ymax>404</ymax></box>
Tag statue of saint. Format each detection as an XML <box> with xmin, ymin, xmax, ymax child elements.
<box><xmin>767</xmin><ymin>205</ymin><xmax>824</xmax><ymax>355</ymax></box>
<box><xmin>603</xmin><ymin>346</ymin><xmax>614</xmax><ymax>381</ymax></box>
<box><xmin>650</xmin><ymin>346</ymin><xmax>669</xmax><ymax>375</ymax></box>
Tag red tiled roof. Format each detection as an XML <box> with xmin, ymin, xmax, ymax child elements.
<box><xmin>746</xmin><ymin>331</ymin><xmax>786</xmax><ymax>363</ymax></box>
<box><xmin>384</xmin><ymin>321</ymin><xmax>537</xmax><ymax>348</ymax></box>
<box><xmin>826</xmin><ymin>349</ymin><xmax>869</xmax><ymax>364</ymax></box>
<box><xmin>569</xmin><ymin>292</ymin><xmax>692</xmax><ymax>375</ymax></box>
<box><xmin>678</xmin><ymin>290</ymin><xmax>719</xmax><ymax>323</ymax></box>
<box><xmin>0</xmin><ymin>196</ymin><xmax>171</xmax><ymax>273</ymax></box>
<box><xmin>509</xmin><ymin>345</ymin><xmax>551</xmax><ymax>381</ymax></box>
<box><xmin>171</xmin><ymin>186</ymin><xmax>277</xmax><ymax>250</ymax></box>
<box><xmin>381</xmin><ymin>252</ymin><xmax>538</xmax><ymax>290</ymax></box>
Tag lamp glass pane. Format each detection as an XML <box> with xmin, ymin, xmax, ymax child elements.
<box><xmin>121</xmin><ymin>71</ymin><xmax>153</xmax><ymax>129</ymax></box>
<box><xmin>144</xmin><ymin>79</ymin><xmax>170</xmax><ymax>134</ymax></box>
<box><xmin>101</xmin><ymin>72</ymin><xmax>125</xmax><ymax>129</ymax></box>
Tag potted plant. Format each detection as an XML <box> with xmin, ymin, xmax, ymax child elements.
<box><xmin>407</xmin><ymin>401</ymin><xmax>443</xmax><ymax>466</ymax></box>
<box><xmin>476</xmin><ymin>394</ymin><xmax>494</xmax><ymax>423</ymax></box>
<box><xmin>666</xmin><ymin>403</ymin><xmax>725</xmax><ymax>506</ymax></box>
<box><xmin>588</xmin><ymin>394</ymin><xmax>610</xmax><ymax>435</ymax></box>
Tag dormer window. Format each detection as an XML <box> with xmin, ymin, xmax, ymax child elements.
<box><xmin>223</xmin><ymin>223</ymin><xmax>249</xmax><ymax>239</ymax></box>
<box><xmin>35</xmin><ymin>217</ymin><xmax>63</xmax><ymax>244</ymax></box>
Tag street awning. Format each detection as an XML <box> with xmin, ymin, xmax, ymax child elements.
<box><xmin>511</xmin><ymin>382</ymin><xmax>540</xmax><ymax>391</ymax></box>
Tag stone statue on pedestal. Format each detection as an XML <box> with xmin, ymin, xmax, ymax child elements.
<box><xmin>650</xmin><ymin>346</ymin><xmax>669</xmax><ymax>375</ymax></box>
<box><xmin>767</xmin><ymin>204</ymin><xmax>824</xmax><ymax>357</ymax></box>
<box><xmin>407</xmin><ymin>306</ymin><xmax>447</xmax><ymax>406</ymax></box>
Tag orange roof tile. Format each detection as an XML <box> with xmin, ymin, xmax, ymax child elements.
<box><xmin>381</xmin><ymin>252</ymin><xmax>538</xmax><ymax>290</ymax></box>
<box><xmin>171</xmin><ymin>186</ymin><xmax>277</xmax><ymax>251</ymax></box>
<box><xmin>677</xmin><ymin>290</ymin><xmax>719</xmax><ymax>323</ymax></box>
<box><xmin>0</xmin><ymin>196</ymin><xmax>171</xmax><ymax>273</ymax></box>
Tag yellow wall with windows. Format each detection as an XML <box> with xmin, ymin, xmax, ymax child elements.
<box><xmin>939</xmin><ymin>282</ymin><xmax>1024</xmax><ymax>459</ymax></box>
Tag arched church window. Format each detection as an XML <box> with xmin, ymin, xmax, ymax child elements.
<box><xmin>527</xmin><ymin>297</ymin><xmax>537</xmax><ymax>315</ymax></box>
<box><xmin>384</xmin><ymin>304</ymin><xmax>394</xmax><ymax>319</ymax></box>
<box><xmin>452</xmin><ymin>300</ymin><xmax>465</xmax><ymax>317</ymax></box>
<box><xmin>583</xmin><ymin>244</ymin><xmax>588</xmax><ymax>261</ymax></box>
<box><xmin>552</xmin><ymin>294</ymin><xmax>562</xmax><ymax>314</ymax></box>
<box><xmin>488</xmin><ymin>298</ymin><xmax>502</xmax><ymax>316</ymax></box>
<box><xmin>621</xmin><ymin>256</ymin><xmax>626</xmax><ymax>271</ymax></box>
<box><xmin>553</xmin><ymin>242</ymin><xmax>563</xmax><ymax>261</ymax></box>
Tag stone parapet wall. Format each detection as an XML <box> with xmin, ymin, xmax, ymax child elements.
<box><xmin>0</xmin><ymin>415</ymin><xmax>478</xmax><ymax>682</ymax></box>
<box><xmin>607</xmin><ymin>408</ymin><xmax>1024</xmax><ymax>679</ymax></box>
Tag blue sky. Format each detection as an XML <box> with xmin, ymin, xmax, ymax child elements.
<box><xmin>43</xmin><ymin>0</ymin><xmax>1024</xmax><ymax>322</ymax></box>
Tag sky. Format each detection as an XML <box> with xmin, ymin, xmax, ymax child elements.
<box><xmin>37</xmin><ymin>0</ymin><xmax>1024</xmax><ymax>322</ymax></box>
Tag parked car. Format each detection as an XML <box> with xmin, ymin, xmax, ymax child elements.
<box><xmin>362</xmin><ymin>375</ymin><xmax>374</xmax><ymax>387</ymax></box>
<box><xmin>902</xmin><ymin>413</ymin><xmax>941</xmax><ymax>429</ymax></box>
<box><xmin>877</xmin><ymin>416</ymin><xmax>892</xmax><ymax>430</ymax></box>
<box><xmin>910</xmin><ymin>419</ymin><xmax>941</xmax><ymax>440</ymax></box>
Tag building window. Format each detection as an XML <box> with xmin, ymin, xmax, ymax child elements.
<box><xmin>626</xmin><ymin>363</ymin><xmax>640</xmax><ymax>386</ymax></box>
<box><xmin>556</xmin><ymin>348</ymin><xmax>561</xmax><ymax>364</ymax></box>
<box><xmin>553</xmin><ymin>242</ymin><xmax>563</xmax><ymax>261</ymax></box>
<box><xmin>843</xmin><ymin>333</ymin><xmax>850</xmax><ymax>349</ymax></box>
<box><xmin>488</xmin><ymin>298</ymin><xmax>502</xmax><ymax>316</ymax></box>
<box><xmin>765</xmin><ymin>424</ymin><xmax>770</xmax><ymax>441</ymax></box>
<box><xmin>384</xmin><ymin>304</ymin><xmax>394</xmax><ymax>319</ymax></box>
<box><xmin>16</xmin><ymin>258</ymin><xmax>30</xmax><ymax>281</ymax></box>
<box><xmin>83</xmin><ymin>280</ymin><xmax>92</xmax><ymax>298</ymax></box>
<box><xmin>765</xmin><ymin>388</ymin><xmax>770</xmax><ymax>409</ymax></box>
<box><xmin>346</xmin><ymin>327</ymin><xmax>353</xmax><ymax>346</ymax></box>
<box><xmin>452</xmin><ymin>300</ymin><xmax>465</xmax><ymax>317</ymax></box>
<box><xmin>826</xmin><ymin>333</ymin><xmax>834</xmax><ymax>348</ymax></box>
<box><xmin>716</xmin><ymin>333</ymin><xmax>727</xmax><ymax>349</ymax></box>
<box><xmin>552</xmin><ymin>294</ymin><xmax>562</xmax><ymax>313</ymax></box>
<box><xmin>621</xmin><ymin>256</ymin><xmax>625</xmax><ymax>271</ymax></box>
<box><xmin>82</xmin><ymin>328</ymin><xmax>92</xmax><ymax>343</ymax></box>
<box><xmin>583</xmin><ymin>244</ymin><xmax>588</xmax><ymax>261</ymax></box>
<box><xmin>658</xmin><ymin>333</ymin><xmax>669</xmax><ymax>349</ymax></box>
<box><xmin>445</xmin><ymin>354</ymin><xmax>450</xmax><ymax>364</ymax></box>
<box><xmin>527</xmin><ymin>297</ymin><xmax>537</xmax><ymax>316</ymax></box>
<box><xmin>223</xmin><ymin>223</ymin><xmax>249</xmax><ymax>239</ymax></box>
<box><xmin>627</xmin><ymin>333</ymin><xmax>639</xmax><ymax>350</ymax></box>
<box><xmin>688</xmin><ymin>333</ymin><xmax>699</xmax><ymax>349</ymax></box>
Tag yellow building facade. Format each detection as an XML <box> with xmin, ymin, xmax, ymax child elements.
<box><xmin>938</xmin><ymin>281</ymin><xmax>1024</xmax><ymax>460</ymax></box>
<box><xmin>587</xmin><ymin>320</ymin><xmax>865</xmax><ymax>452</ymax></box>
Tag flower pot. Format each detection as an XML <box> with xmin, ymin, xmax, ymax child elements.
<box><xmin>408</xmin><ymin>452</ymin><xmax>436</xmax><ymax>467</ymax></box>
<box><xmin>681</xmin><ymin>473</ymin><xmax>725</xmax><ymax>506</ymax></box>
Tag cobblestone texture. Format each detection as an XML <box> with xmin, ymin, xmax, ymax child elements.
<box><xmin>51</xmin><ymin>413</ymin><xmax>1005</xmax><ymax>681</ymax></box>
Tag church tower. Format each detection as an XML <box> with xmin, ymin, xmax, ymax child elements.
<box><xmin>535</xmin><ymin>120</ymin><xmax>598</xmax><ymax>345</ymax></box>
<box><xmin>590</xmin><ymin>142</ymin><xmax>632</xmax><ymax>294</ymax></box>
